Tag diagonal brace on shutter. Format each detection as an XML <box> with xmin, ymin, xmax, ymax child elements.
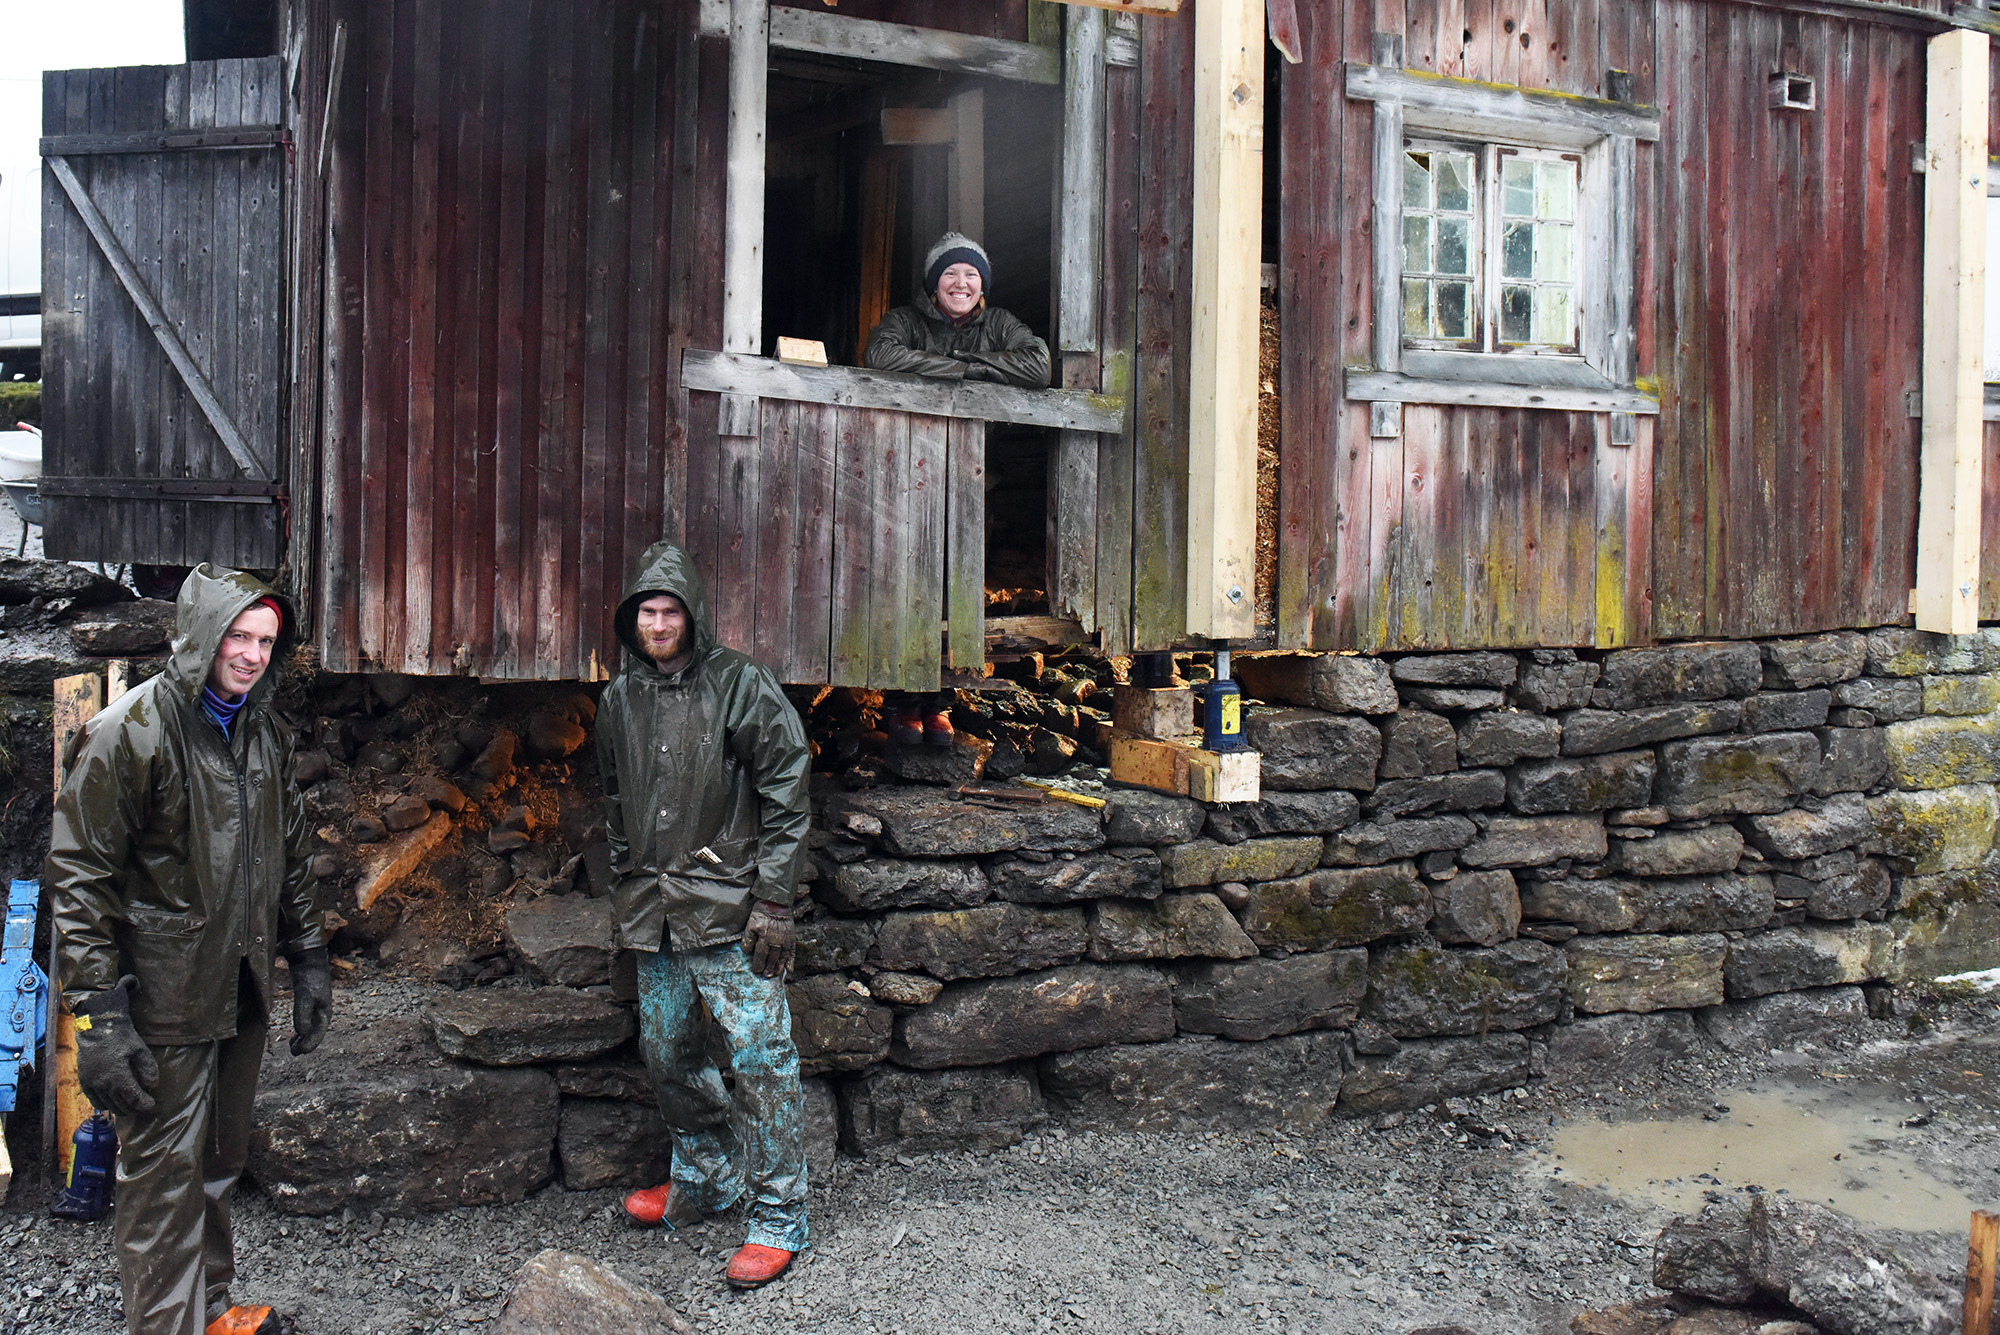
<box><xmin>46</xmin><ymin>155</ymin><xmax>269</xmax><ymax>478</ymax></box>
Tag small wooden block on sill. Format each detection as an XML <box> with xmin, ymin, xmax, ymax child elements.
<box><xmin>1111</xmin><ymin>685</ymin><xmax>1195</xmax><ymax>740</ymax></box>
<box><xmin>776</xmin><ymin>337</ymin><xmax>828</xmax><ymax>367</ymax></box>
<box><xmin>1189</xmin><ymin>748</ymin><xmax>1260</xmax><ymax>804</ymax></box>
<box><xmin>1109</xmin><ymin>735</ymin><xmax>1193</xmax><ymax>796</ymax></box>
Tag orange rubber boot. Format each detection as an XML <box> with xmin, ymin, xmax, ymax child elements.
<box><xmin>624</xmin><ymin>1181</ymin><xmax>703</xmax><ymax>1228</ymax></box>
<box><xmin>725</xmin><ymin>1243</ymin><xmax>794</xmax><ymax>1288</ymax></box>
<box><xmin>205</xmin><ymin>1308</ymin><xmax>287</xmax><ymax>1335</ymax></box>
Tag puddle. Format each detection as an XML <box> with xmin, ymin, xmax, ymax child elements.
<box><xmin>1541</xmin><ymin>1085</ymin><xmax>1979</xmax><ymax>1233</ymax></box>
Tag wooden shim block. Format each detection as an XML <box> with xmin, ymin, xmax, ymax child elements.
<box><xmin>1185</xmin><ymin>0</ymin><xmax>1262</xmax><ymax>639</ymax></box>
<box><xmin>354</xmin><ymin>810</ymin><xmax>454</xmax><ymax>912</ymax></box>
<box><xmin>1111</xmin><ymin>684</ymin><xmax>1194</xmax><ymax>739</ymax></box>
<box><xmin>49</xmin><ymin>671</ymin><xmax>102</xmax><ymax>1183</ymax></box>
<box><xmin>775</xmin><ymin>337</ymin><xmax>827</xmax><ymax>367</ymax></box>
<box><xmin>768</xmin><ymin>8</ymin><xmax>1060</xmax><ymax>85</ymax></box>
<box><xmin>1188</xmin><ymin>747</ymin><xmax>1260</xmax><ymax>804</ymax></box>
<box><xmin>1915</xmin><ymin>28</ymin><xmax>1989</xmax><ymax>634</ymax></box>
<box><xmin>1110</xmin><ymin>735</ymin><xmax>1191</xmax><ymax>795</ymax></box>
<box><xmin>1968</xmin><ymin>1211</ymin><xmax>1999</xmax><ymax>1335</ymax></box>
<box><xmin>682</xmin><ymin>349</ymin><xmax>1125</xmax><ymax>432</ymax></box>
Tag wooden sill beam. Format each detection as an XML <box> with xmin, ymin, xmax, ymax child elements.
<box><xmin>682</xmin><ymin>350</ymin><xmax>1126</xmax><ymax>432</ymax></box>
<box><xmin>1914</xmin><ymin>27</ymin><xmax>1988</xmax><ymax>634</ymax></box>
<box><xmin>768</xmin><ymin>8</ymin><xmax>1059</xmax><ymax>85</ymax></box>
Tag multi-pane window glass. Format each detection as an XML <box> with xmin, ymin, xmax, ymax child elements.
<box><xmin>1497</xmin><ymin>151</ymin><xmax>1577</xmax><ymax>348</ymax></box>
<box><xmin>1400</xmin><ymin>141</ymin><xmax>1581</xmax><ymax>354</ymax></box>
<box><xmin>1402</xmin><ymin>149</ymin><xmax>1477</xmax><ymax>343</ymax></box>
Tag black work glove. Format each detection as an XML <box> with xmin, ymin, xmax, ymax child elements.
<box><xmin>73</xmin><ymin>976</ymin><xmax>159</xmax><ymax>1118</ymax></box>
<box><xmin>288</xmin><ymin>947</ymin><xmax>333</xmax><ymax>1056</ymax></box>
<box><xmin>742</xmin><ymin>901</ymin><xmax>796</xmax><ymax>979</ymax></box>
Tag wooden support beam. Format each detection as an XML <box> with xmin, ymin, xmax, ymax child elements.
<box><xmin>723</xmin><ymin>0</ymin><xmax>771</xmax><ymax>436</ymax></box>
<box><xmin>1058</xmin><ymin>5</ymin><xmax>1106</xmax><ymax>353</ymax></box>
<box><xmin>1185</xmin><ymin>0</ymin><xmax>1263</xmax><ymax>640</ymax></box>
<box><xmin>46</xmin><ymin>672</ymin><xmax>102</xmax><ymax>1185</ymax></box>
<box><xmin>946</xmin><ymin>419</ymin><xmax>987</xmax><ymax>675</ymax></box>
<box><xmin>949</xmin><ymin>89</ymin><xmax>984</xmax><ymax>241</ymax></box>
<box><xmin>1915</xmin><ymin>28</ymin><xmax>1989</xmax><ymax>633</ymax></box>
<box><xmin>1968</xmin><ymin>1210</ymin><xmax>1998</xmax><ymax>1335</ymax></box>
<box><xmin>767</xmin><ymin>8</ymin><xmax>1060</xmax><ymax>85</ymax></box>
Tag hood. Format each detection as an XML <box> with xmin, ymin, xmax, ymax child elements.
<box><xmin>166</xmin><ymin>564</ymin><xmax>297</xmax><ymax>705</ymax></box>
<box><xmin>615</xmin><ymin>541</ymin><xmax>715</xmax><ymax>670</ymax></box>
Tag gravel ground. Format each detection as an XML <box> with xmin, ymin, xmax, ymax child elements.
<box><xmin>1</xmin><ymin>993</ymin><xmax>1994</xmax><ymax>1335</ymax></box>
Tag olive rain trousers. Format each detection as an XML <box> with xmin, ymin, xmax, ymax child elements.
<box><xmin>113</xmin><ymin>967</ymin><xmax>269</xmax><ymax>1335</ymax></box>
<box><xmin>636</xmin><ymin>943</ymin><xmax>808</xmax><ymax>1252</ymax></box>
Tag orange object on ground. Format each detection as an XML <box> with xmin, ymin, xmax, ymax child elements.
<box><xmin>624</xmin><ymin>1180</ymin><xmax>703</xmax><ymax>1228</ymax></box>
<box><xmin>725</xmin><ymin>1243</ymin><xmax>794</xmax><ymax>1288</ymax></box>
<box><xmin>205</xmin><ymin>1307</ymin><xmax>287</xmax><ymax>1335</ymax></box>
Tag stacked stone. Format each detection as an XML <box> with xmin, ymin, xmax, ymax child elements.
<box><xmin>783</xmin><ymin>630</ymin><xmax>2000</xmax><ymax>1154</ymax></box>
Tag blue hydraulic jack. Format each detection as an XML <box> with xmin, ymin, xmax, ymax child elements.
<box><xmin>1198</xmin><ymin>650</ymin><xmax>1250</xmax><ymax>753</ymax></box>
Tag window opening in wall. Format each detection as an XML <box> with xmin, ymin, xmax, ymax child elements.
<box><xmin>1402</xmin><ymin>142</ymin><xmax>1581</xmax><ymax>357</ymax></box>
<box><xmin>759</xmin><ymin>50</ymin><xmax>1060</xmax><ymax>611</ymax></box>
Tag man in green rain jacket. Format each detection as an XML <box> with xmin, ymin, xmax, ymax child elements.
<box><xmin>47</xmin><ymin>565</ymin><xmax>329</xmax><ymax>1335</ymax></box>
<box><xmin>599</xmin><ymin>542</ymin><xmax>813</xmax><ymax>1289</ymax></box>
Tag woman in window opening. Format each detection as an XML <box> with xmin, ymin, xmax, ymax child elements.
<box><xmin>865</xmin><ymin>231</ymin><xmax>1052</xmax><ymax>390</ymax></box>
<box><xmin>863</xmin><ymin>232</ymin><xmax>1052</xmax><ymax>747</ymax></box>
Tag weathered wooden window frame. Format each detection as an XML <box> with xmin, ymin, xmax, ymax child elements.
<box><xmin>1342</xmin><ymin>51</ymin><xmax>1662</xmax><ymax>436</ymax></box>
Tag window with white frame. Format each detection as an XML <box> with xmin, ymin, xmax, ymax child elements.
<box><xmin>1402</xmin><ymin>142</ymin><xmax>1581</xmax><ymax>355</ymax></box>
<box><xmin>1343</xmin><ymin>56</ymin><xmax>1661</xmax><ymax>426</ymax></box>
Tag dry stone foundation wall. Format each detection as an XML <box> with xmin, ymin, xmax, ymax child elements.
<box><xmin>783</xmin><ymin>630</ymin><xmax>2000</xmax><ymax>1156</ymax></box>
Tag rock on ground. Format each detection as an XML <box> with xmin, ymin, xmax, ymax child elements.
<box><xmin>496</xmin><ymin>1250</ymin><xmax>691</xmax><ymax>1335</ymax></box>
<box><xmin>425</xmin><ymin>987</ymin><xmax>635</xmax><ymax>1065</ymax></box>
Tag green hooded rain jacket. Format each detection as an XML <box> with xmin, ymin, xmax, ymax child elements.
<box><xmin>47</xmin><ymin>565</ymin><xmax>323</xmax><ymax>1044</ymax></box>
<box><xmin>597</xmin><ymin>542</ymin><xmax>811</xmax><ymax>953</ymax></box>
<box><xmin>864</xmin><ymin>293</ymin><xmax>1052</xmax><ymax>389</ymax></box>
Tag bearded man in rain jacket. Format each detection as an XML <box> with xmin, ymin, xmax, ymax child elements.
<box><xmin>601</xmin><ymin>542</ymin><xmax>813</xmax><ymax>1289</ymax></box>
<box><xmin>47</xmin><ymin>566</ymin><xmax>329</xmax><ymax>1335</ymax></box>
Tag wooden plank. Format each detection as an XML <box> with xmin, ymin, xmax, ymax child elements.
<box><xmin>403</xmin><ymin>0</ymin><xmax>442</xmax><ymax>674</ymax></box>
<box><xmin>1186</xmin><ymin>0</ymin><xmax>1264</xmax><ymax>640</ymax></box>
<box><xmin>725</xmin><ymin>0</ymin><xmax>768</xmax><ymax>360</ymax></box>
<box><xmin>1059</xmin><ymin>4</ymin><xmax>1106</xmax><ymax>352</ymax></box>
<box><xmin>829</xmin><ymin>408</ymin><xmax>876</xmax><ymax>685</ymax></box>
<box><xmin>1344</xmin><ymin>62</ymin><xmax>1663</xmax><ymax>142</ymax></box>
<box><xmin>1345</xmin><ymin>370</ymin><xmax>1664</xmax><ymax>415</ymax></box>
<box><xmin>1968</xmin><ymin>1210</ymin><xmax>1999</xmax><ymax>1335</ymax></box>
<box><xmin>1093</xmin><ymin>49</ymin><xmax>1139</xmax><ymax>655</ymax></box>
<box><xmin>949</xmin><ymin>88</ymin><xmax>984</xmax><ymax>240</ymax></box>
<box><xmin>39</xmin><ymin>127</ymin><xmax>285</xmax><ymax>155</ymax></box>
<box><xmin>902</xmin><ymin>413</ymin><xmax>948</xmax><ymax>689</ymax></box>
<box><xmin>681</xmin><ymin>350</ymin><xmax>1126</xmax><ymax>430</ymax></box>
<box><xmin>857</xmin><ymin>151</ymin><xmax>899</xmax><ymax>359</ymax></box>
<box><xmin>1914</xmin><ymin>27</ymin><xmax>1988</xmax><ymax>633</ymax></box>
<box><xmin>946</xmin><ymin>417</ymin><xmax>987</xmax><ymax>674</ymax></box>
<box><xmin>1131</xmin><ymin>10</ymin><xmax>1195</xmax><ymax>652</ymax></box>
<box><xmin>46</xmin><ymin>157</ymin><xmax>266</xmax><ymax>478</ymax></box>
<box><xmin>792</xmin><ymin>401</ymin><xmax>839</xmax><ymax>682</ymax></box>
<box><xmin>767</xmin><ymin>7</ymin><xmax>1061</xmax><ymax>84</ymax></box>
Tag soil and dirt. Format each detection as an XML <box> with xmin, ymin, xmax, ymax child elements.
<box><xmin>0</xmin><ymin>986</ymin><xmax>1991</xmax><ymax>1335</ymax></box>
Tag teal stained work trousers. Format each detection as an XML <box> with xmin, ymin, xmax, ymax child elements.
<box><xmin>635</xmin><ymin>943</ymin><xmax>808</xmax><ymax>1251</ymax></box>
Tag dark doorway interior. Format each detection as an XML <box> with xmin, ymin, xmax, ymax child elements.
<box><xmin>762</xmin><ymin>56</ymin><xmax>1060</xmax><ymax>611</ymax></box>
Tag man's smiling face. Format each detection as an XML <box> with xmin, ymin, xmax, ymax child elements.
<box><xmin>208</xmin><ymin>605</ymin><xmax>281</xmax><ymax>700</ymax></box>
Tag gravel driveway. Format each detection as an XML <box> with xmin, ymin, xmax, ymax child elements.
<box><xmin>1</xmin><ymin>995</ymin><xmax>1993</xmax><ymax>1335</ymax></box>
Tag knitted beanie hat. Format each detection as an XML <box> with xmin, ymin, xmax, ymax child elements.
<box><xmin>924</xmin><ymin>232</ymin><xmax>991</xmax><ymax>297</ymax></box>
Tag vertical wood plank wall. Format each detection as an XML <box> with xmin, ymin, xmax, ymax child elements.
<box><xmin>1983</xmin><ymin>41</ymin><xmax>2000</xmax><ymax>622</ymax></box>
<box><xmin>40</xmin><ymin>60</ymin><xmax>286</xmax><ymax>570</ymax></box>
<box><xmin>312</xmin><ymin>0</ymin><xmax>690</xmax><ymax>679</ymax></box>
<box><xmin>1651</xmin><ymin>1</ymin><xmax>1923</xmax><ymax>639</ymax></box>
<box><xmin>1273</xmin><ymin>0</ymin><xmax>1929</xmax><ymax>651</ymax></box>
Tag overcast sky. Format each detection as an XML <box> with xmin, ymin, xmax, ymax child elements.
<box><xmin>2</xmin><ymin>2</ymin><xmax>186</xmax><ymax>163</ymax></box>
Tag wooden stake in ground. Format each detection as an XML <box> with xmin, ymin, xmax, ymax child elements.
<box><xmin>44</xmin><ymin>671</ymin><xmax>103</xmax><ymax>1184</ymax></box>
<box><xmin>1968</xmin><ymin>1210</ymin><xmax>1998</xmax><ymax>1335</ymax></box>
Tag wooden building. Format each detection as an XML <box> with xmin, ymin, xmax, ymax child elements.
<box><xmin>35</xmin><ymin>0</ymin><xmax>2000</xmax><ymax>683</ymax></box>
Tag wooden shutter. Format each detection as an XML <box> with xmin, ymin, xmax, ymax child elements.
<box><xmin>39</xmin><ymin>58</ymin><xmax>287</xmax><ymax>569</ymax></box>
